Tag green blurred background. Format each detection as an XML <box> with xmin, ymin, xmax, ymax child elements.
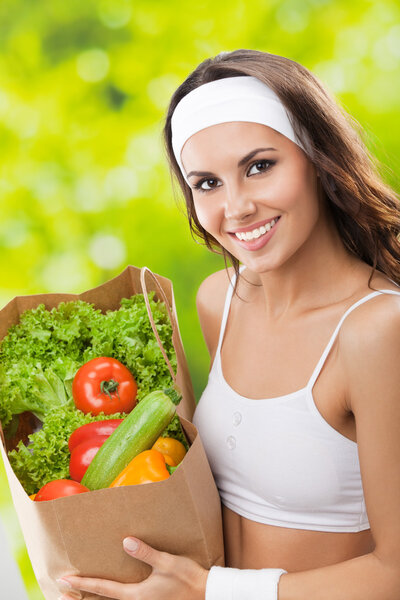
<box><xmin>0</xmin><ymin>0</ymin><xmax>399</xmax><ymax>597</ymax></box>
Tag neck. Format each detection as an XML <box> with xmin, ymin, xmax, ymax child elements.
<box><xmin>243</xmin><ymin>206</ymin><xmax>361</xmax><ymax>322</ymax></box>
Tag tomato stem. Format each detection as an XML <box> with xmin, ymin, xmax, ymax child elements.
<box><xmin>100</xmin><ymin>379</ymin><xmax>120</xmax><ymax>400</ymax></box>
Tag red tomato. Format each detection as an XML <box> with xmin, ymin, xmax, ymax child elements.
<box><xmin>68</xmin><ymin>419</ymin><xmax>123</xmax><ymax>452</ymax></box>
<box><xmin>72</xmin><ymin>357</ymin><xmax>137</xmax><ymax>415</ymax></box>
<box><xmin>35</xmin><ymin>479</ymin><xmax>89</xmax><ymax>501</ymax></box>
<box><xmin>69</xmin><ymin>435</ymin><xmax>109</xmax><ymax>482</ymax></box>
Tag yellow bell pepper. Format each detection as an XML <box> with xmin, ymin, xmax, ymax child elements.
<box><xmin>29</xmin><ymin>493</ymin><xmax>37</xmax><ymax>501</ymax></box>
<box><xmin>152</xmin><ymin>437</ymin><xmax>187</xmax><ymax>466</ymax></box>
<box><xmin>162</xmin><ymin>454</ymin><xmax>176</xmax><ymax>467</ymax></box>
<box><xmin>109</xmin><ymin>449</ymin><xmax>170</xmax><ymax>487</ymax></box>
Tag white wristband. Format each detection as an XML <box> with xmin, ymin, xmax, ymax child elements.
<box><xmin>205</xmin><ymin>565</ymin><xmax>287</xmax><ymax>600</ymax></box>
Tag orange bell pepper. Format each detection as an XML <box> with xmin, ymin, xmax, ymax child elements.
<box><xmin>109</xmin><ymin>449</ymin><xmax>170</xmax><ymax>487</ymax></box>
<box><xmin>152</xmin><ymin>437</ymin><xmax>187</xmax><ymax>466</ymax></box>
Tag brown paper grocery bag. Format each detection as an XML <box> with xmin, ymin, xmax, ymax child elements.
<box><xmin>0</xmin><ymin>265</ymin><xmax>225</xmax><ymax>600</ymax></box>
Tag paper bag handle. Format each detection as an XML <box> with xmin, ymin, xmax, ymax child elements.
<box><xmin>140</xmin><ymin>266</ymin><xmax>177</xmax><ymax>383</ymax></box>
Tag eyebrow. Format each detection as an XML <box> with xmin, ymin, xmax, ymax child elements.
<box><xmin>186</xmin><ymin>147</ymin><xmax>278</xmax><ymax>179</ymax></box>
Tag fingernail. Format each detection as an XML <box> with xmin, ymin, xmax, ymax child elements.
<box><xmin>57</xmin><ymin>578</ymin><xmax>72</xmax><ymax>588</ymax></box>
<box><xmin>123</xmin><ymin>537</ymin><xmax>139</xmax><ymax>552</ymax></box>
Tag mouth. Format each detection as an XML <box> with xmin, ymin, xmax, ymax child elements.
<box><xmin>230</xmin><ymin>216</ymin><xmax>281</xmax><ymax>241</ymax></box>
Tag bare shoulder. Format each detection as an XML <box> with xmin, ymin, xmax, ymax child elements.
<box><xmin>338</xmin><ymin>289</ymin><xmax>400</xmax><ymax>412</ymax></box>
<box><xmin>196</xmin><ymin>267</ymin><xmax>235</xmax><ymax>358</ymax></box>
<box><xmin>340</xmin><ymin>287</ymin><xmax>400</xmax><ymax>345</ymax></box>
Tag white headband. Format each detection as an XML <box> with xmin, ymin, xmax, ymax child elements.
<box><xmin>171</xmin><ymin>75</ymin><xmax>307</xmax><ymax>184</ymax></box>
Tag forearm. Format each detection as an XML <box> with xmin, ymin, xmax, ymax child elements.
<box><xmin>206</xmin><ymin>552</ymin><xmax>400</xmax><ymax>600</ymax></box>
<box><xmin>278</xmin><ymin>552</ymin><xmax>400</xmax><ymax>600</ymax></box>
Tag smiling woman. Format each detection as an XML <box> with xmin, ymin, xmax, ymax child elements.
<box><xmin>164</xmin><ymin>52</ymin><xmax>400</xmax><ymax>299</ymax></box>
<box><xmin>58</xmin><ymin>50</ymin><xmax>400</xmax><ymax>600</ymax></box>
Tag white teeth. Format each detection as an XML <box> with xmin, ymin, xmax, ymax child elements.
<box><xmin>234</xmin><ymin>217</ymin><xmax>279</xmax><ymax>241</ymax></box>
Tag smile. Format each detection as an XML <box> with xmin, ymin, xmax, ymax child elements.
<box><xmin>234</xmin><ymin>217</ymin><xmax>280</xmax><ymax>241</ymax></box>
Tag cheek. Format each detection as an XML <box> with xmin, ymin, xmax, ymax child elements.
<box><xmin>275</xmin><ymin>165</ymin><xmax>318</xmax><ymax>214</ymax></box>
<box><xmin>192</xmin><ymin>198</ymin><xmax>221</xmax><ymax>233</ymax></box>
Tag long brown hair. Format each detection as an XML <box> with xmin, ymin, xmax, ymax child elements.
<box><xmin>163</xmin><ymin>49</ymin><xmax>400</xmax><ymax>292</ymax></box>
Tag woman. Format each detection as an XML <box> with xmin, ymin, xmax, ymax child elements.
<box><xmin>57</xmin><ymin>50</ymin><xmax>400</xmax><ymax>599</ymax></box>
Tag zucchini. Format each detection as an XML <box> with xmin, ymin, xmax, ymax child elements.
<box><xmin>81</xmin><ymin>388</ymin><xmax>181</xmax><ymax>490</ymax></box>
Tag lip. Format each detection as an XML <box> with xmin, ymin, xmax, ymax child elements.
<box><xmin>228</xmin><ymin>216</ymin><xmax>281</xmax><ymax>234</ymax></box>
<box><xmin>228</xmin><ymin>216</ymin><xmax>281</xmax><ymax>251</ymax></box>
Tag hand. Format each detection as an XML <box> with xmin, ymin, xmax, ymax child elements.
<box><xmin>57</xmin><ymin>536</ymin><xmax>209</xmax><ymax>600</ymax></box>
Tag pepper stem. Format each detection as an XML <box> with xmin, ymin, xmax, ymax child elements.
<box><xmin>100</xmin><ymin>379</ymin><xmax>120</xmax><ymax>400</ymax></box>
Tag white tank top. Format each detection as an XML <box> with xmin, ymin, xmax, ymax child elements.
<box><xmin>193</xmin><ymin>266</ymin><xmax>400</xmax><ymax>532</ymax></box>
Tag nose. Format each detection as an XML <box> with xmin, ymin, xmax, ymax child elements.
<box><xmin>223</xmin><ymin>180</ymin><xmax>256</xmax><ymax>221</ymax></box>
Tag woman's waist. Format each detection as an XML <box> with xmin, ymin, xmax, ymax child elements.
<box><xmin>222</xmin><ymin>504</ymin><xmax>375</xmax><ymax>571</ymax></box>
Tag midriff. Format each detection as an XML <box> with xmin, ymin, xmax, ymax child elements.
<box><xmin>222</xmin><ymin>505</ymin><xmax>375</xmax><ymax>572</ymax></box>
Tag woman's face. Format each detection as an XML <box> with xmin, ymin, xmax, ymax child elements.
<box><xmin>180</xmin><ymin>121</ymin><xmax>324</xmax><ymax>274</ymax></box>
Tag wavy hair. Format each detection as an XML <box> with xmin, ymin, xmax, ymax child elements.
<box><xmin>163</xmin><ymin>49</ymin><xmax>400</xmax><ymax>293</ymax></box>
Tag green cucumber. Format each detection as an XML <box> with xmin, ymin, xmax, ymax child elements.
<box><xmin>81</xmin><ymin>387</ymin><xmax>181</xmax><ymax>490</ymax></box>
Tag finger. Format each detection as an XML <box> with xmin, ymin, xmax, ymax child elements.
<box><xmin>59</xmin><ymin>575</ymin><xmax>126</xmax><ymax>600</ymax></box>
<box><xmin>123</xmin><ymin>537</ymin><xmax>174</xmax><ymax>571</ymax></box>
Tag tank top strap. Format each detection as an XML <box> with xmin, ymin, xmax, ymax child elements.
<box><xmin>307</xmin><ymin>287</ymin><xmax>400</xmax><ymax>391</ymax></box>
<box><xmin>215</xmin><ymin>265</ymin><xmax>246</xmax><ymax>356</ymax></box>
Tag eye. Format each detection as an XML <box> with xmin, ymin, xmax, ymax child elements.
<box><xmin>192</xmin><ymin>178</ymin><xmax>222</xmax><ymax>193</ymax></box>
<box><xmin>247</xmin><ymin>159</ymin><xmax>275</xmax><ymax>176</ymax></box>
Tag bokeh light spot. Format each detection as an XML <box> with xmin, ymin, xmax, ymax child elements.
<box><xmin>40</xmin><ymin>253</ymin><xmax>90</xmax><ymax>292</ymax></box>
<box><xmin>372</xmin><ymin>36</ymin><xmax>399</xmax><ymax>71</ymax></box>
<box><xmin>98</xmin><ymin>0</ymin><xmax>132</xmax><ymax>28</ymax></box>
<box><xmin>125</xmin><ymin>128</ymin><xmax>163</xmax><ymax>171</ymax></box>
<box><xmin>104</xmin><ymin>166</ymin><xmax>138</xmax><ymax>202</ymax></box>
<box><xmin>75</xmin><ymin>174</ymin><xmax>105</xmax><ymax>213</ymax></box>
<box><xmin>335</xmin><ymin>27</ymin><xmax>369</xmax><ymax>61</ymax></box>
<box><xmin>147</xmin><ymin>74</ymin><xmax>182</xmax><ymax>110</ymax></box>
<box><xmin>0</xmin><ymin>91</ymin><xmax>9</xmax><ymax>115</ymax></box>
<box><xmin>0</xmin><ymin>220</ymin><xmax>29</xmax><ymax>248</ymax></box>
<box><xmin>77</xmin><ymin>49</ymin><xmax>110</xmax><ymax>82</ymax></box>
<box><xmin>387</xmin><ymin>25</ymin><xmax>400</xmax><ymax>58</ymax></box>
<box><xmin>313</xmin><ymin>60</ymin><xmax>346</xmax><ymax>93</ymax></box>
<box><xmin>89</xmin><ymin>234</ymin><xmax>126</xmax><ymax>269</ymax></box>
<box><xmin>8</xmin><ymin>104</ymin><xmax>40</xmax><ymax>139</ymax></box>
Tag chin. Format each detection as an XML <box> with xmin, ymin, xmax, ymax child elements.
<box><xmin>240</xmin><ymin>259</ymin><xmax>277</xmax><ymax>275</ymax></box>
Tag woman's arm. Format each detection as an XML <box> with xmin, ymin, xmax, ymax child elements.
<box><xmin>277</xmin><ymin>550</ymin><xmax>398</xmax><ymax>599</ymax></box>
<box><xmin>275</xmin><ymin>294</ymin><xmax>400</xmax><ymax>599</ymax></box>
